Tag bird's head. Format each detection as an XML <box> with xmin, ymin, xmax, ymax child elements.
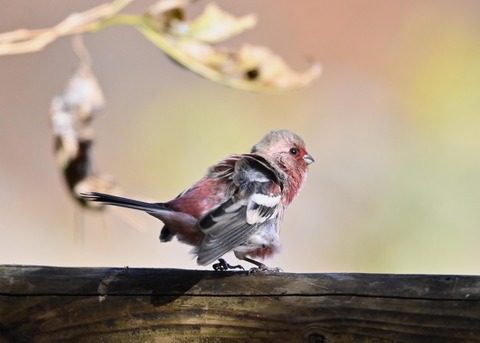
<box><xmin>251</xmin><ymin>129</ymin><xmax>315</xmax><ymax>175</ymax></box>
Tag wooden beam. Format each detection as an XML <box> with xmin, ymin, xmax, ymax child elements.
<box><xmin>1</xmin><ymin>265</ymin><xmax>479</xmax><ymax>342</ymax></box>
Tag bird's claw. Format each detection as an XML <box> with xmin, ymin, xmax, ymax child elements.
<box><xmin>213</xmin><ymin>258</ymin><xmax>245</xmax><ymax>271</ymax></box>
<box><xmin>247</xmin><ymin>265</ymin><xmax>283</xmax><ymax>274</ymax></box>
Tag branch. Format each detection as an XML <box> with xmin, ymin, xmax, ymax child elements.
<box><xmin>0</xmin><ymin>0</ymin><xmax>132</xmax><ymax>55</ymax></box>
<box><xmin>0</xmin><ymin>0</ymin><xmax>320</xmax><ymax>92</ymax></box>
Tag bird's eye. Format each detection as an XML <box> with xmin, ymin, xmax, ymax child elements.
<box><xmin>289</xmin><ymin>148</ymin><xmax>299</xmax><ymax>156</ymax></box>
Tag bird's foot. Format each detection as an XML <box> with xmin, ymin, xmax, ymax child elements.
<box><xmin>241</xmin><ymin>257</ymin><xmax>283</xmax><ymax>274</ymax></box>
<box><xmin>212</xmin><ymin>258</ymin><xmax>245</xmax><ymax>271</ymax></box>
<box><xmin>247</xmin><ymin>264</ymin><xmax>283</xmax><ymax>274</ymax></box>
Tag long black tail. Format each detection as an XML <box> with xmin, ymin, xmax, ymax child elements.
<box><xmin>80</xmin><ymin>192</ymin><xmax>166</xmax><ymax>213</ymax></box>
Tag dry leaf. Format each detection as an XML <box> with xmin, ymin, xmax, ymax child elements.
<box><xmin>50</xmin><ymin>65</ymin><xmax>104</xmax><ymax>167</ymax></box>
<box><xmin>148</xmin><ymin>35</ymin><xmax>321</xmax><ymax>91</ymax></box>
<box><xmin>63</xmin><ymin>66</ymin><xmax>105</xmax><ymax>119</ymax></box>
<box><xmin>0</xmin><ymin>0</ymin><xmax>320</xmax><ymax>91</ymax></box>
<box><xmin>167</xmin><ymin>3</ymin><xmax>257</xmax><ymax>44</ymax></box>
<box><xmin>138</xmin><ymin>2</ymin><xmax>321</xmax><ymax>92</ymax></box>
<box><xmin>50</xmin><ymin>44</ymin><xmax>120</xmax><ymax>209</ymax></box>
<box><xmin>235</xmin><ymin>44</ymin><xmax>322</xmax><ymax>90</ymax></box>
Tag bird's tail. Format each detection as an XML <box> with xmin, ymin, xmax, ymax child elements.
<box><xmin>80</xmin><ymin>192</ymin><xmax>166</xmax><ymax>213</ymax></box>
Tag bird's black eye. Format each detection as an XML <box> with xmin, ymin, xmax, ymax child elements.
<box><xmin>289</xmin><ymin>147</ymin><xmax>299</xmax><ymax>156</ymax></box>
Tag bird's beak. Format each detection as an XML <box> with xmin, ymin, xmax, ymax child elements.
<box><xmin>303</xmin><ymin>152</ymin><xmax>315</xmax><ymax>165</ymax></box>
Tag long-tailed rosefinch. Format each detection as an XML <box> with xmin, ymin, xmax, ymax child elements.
<box><xmin>81</xmin><ymin>129</ymin><xmax>314</xmax><ymax>271</ymax></box>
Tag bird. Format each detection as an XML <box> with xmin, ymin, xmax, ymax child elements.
<box><xmin>81</xmin><ymin>129</ymin><xmax>314</xmax><ymax>271</ymax></box>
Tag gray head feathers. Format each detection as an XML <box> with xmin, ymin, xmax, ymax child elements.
<box><xmin>251</xmin><ymin>129</ymin><xmax>305</xmax><ymax>154</ymax></box>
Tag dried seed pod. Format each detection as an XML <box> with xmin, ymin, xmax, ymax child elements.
<box><xmin>50</xmin><ymin>38</ymin><xmax>119</xmax><ymax>209</ymax></box>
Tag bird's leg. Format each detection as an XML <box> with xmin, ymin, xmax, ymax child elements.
<box><xmin>242</xmin><ymin>257</ymin><xmax>283</xmax><ymax>274</ymax></box>
<box><xmin>212</xmin><ymin>258</ymin><xmax>245</xmax><ymax>271</ymax></box>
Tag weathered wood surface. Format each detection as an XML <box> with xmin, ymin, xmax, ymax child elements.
<box><xmin>0</xmin><ymin>265</ymin><xmax>479</xmax><ymax>342</ymax></box>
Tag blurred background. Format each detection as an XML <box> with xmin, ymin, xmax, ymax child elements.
<box><xmin>1</xmin><ymin>0</ymin><xmax>480</xmax><ymax>274</ymax></box>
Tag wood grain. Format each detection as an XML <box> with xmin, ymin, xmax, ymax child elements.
<box><xmin>1</xmin><ymin>265</ymin><xmax>479</xmax><ymax>342</ymax></box>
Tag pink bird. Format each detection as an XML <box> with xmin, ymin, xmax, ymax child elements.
<box><xmin>81</xmin><ymin>129</ymin><xmax>314</xmax><ymax>271</ymax></box>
